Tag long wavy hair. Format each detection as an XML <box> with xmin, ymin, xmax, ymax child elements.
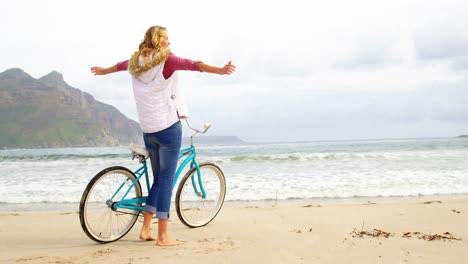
<box><xmin>128</xmin><ymin>25</ymin><xmax>171</xmax><ymax>76</ymax></box>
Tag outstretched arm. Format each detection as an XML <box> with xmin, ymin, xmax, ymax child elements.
<box><xmin>91</xmin><ymin>61</ymin><xmax>128</xmax><ymax>75</ymax></box>
<box><xmin>90</xmin><ymin>65</ymin><xmax>118</xmax><ymax>75</ymax></box>
<box><xmin>198</xmin><ymin>61</ymin><xmax>236</xmax><ymax>75</ymax></box>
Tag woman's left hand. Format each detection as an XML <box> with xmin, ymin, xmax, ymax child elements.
<box><xmin>219</xmin><ymin>61</ymin><xmax>236</xmax><ymax>75</ymax></box>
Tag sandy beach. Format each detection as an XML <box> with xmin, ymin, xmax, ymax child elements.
<box><xmin>1</xmin><ymin>197</ymin><xmax>467</xmax><ymax>264</ymax></box>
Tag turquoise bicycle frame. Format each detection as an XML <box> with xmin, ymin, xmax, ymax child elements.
<box><xmin>109</xmin><ymin>145</ymin><xmax>206</xmax><ymax>212</ymax></box>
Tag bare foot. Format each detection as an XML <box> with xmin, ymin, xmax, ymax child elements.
<box><xmin>139</xmin><ymin>229</ymin><xmax>157</xmax><ymax>241</ymax></box>
<box><xmin>156</xmin><ymin>237</ymin><xmax>183</xmax><ymax>247</ymax></box>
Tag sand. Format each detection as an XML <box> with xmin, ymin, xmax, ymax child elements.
<box><xmin>1</xmin><ymin>197</ymin><xmax>467</xmax><ymax>264</ymax></box>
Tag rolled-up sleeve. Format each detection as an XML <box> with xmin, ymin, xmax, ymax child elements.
<box><xmin>116</xmin><ymin>60</ymin><xmax>129</xmax><ymax>71</ymax></box>
<box><xmin>163</xmin><ymin>53</ymin><xmax>202</xmax><ymax>79</ymax></box>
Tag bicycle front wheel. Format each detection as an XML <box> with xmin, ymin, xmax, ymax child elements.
<box><xmin>79</xmin><ymin>166</ymin><xmax>142</xmax><ymax>243</ymax></box>
<box><xmin>175</xmin><ymin>163</ymin><xmax>226</xmax><ymax>228</ymax></box>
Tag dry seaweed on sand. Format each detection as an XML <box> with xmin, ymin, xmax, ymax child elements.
<box><xmin>402</xmin><ymin>231</ymin><xmax>461</xmax><ymax>241</ymax></box>
<box><xmin>350</xmin><ymin>228</ymin><xmax>393</xmax><ymax>238</ymax></box>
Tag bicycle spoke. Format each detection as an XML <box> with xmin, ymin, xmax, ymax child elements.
<box><xmin>176</xmin><ymin>163</ymin><xmax>226</xmax><ymax>227</ymax></box>
<box><xmin>79</xmin><ymin>167</ymin><xmax>142</xmax><ymax>243</ymax></box>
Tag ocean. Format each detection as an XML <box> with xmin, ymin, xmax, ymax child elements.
<box><xmin>1</xmin><ymin>137</ymin><xmax>467</xmax><ymax>211</ymax></box>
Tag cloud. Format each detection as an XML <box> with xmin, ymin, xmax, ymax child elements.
<box><xmin>413</xmin><ymin>17</ymin><xmax>468</xmax><ymax>71</ymax></box>
<box><xmin>2</xmin><ymin>0</ymin><xmax>468</xmax><ymax>142</ymax></box>
<box><xmin>451</xmin><ymin>55</ymin><xmax>468</xmax><ymax>71</ymax></box>
<box><xmin>333</xmin><ymin>34</ymin><xmax>402</xmax><ymax>70</ymax></box>
<box><xmin>203</xmin><ymin>78</ymin><xmax>468</xmax><ymax>142</ymax></box>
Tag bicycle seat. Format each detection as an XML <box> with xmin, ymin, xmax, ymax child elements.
<box><xmin>129</xmin><ymin>143</ymin><xmax>150</xmax><ymax>158</ymax></box>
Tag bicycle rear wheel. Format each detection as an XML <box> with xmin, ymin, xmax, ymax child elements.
<box><xmin>175</xmin><ymin>163</ymin><xmax>226</xmax><ymax>228</ymax></box>
<box><xmin>79</xmin><ymin>166</ymin><xmax>142</xmax><ymax>243</ymax></box>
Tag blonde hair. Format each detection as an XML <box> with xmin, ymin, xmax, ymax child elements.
<box><xmin>128</xmin><ymin>26</ymin><xmax>170</xmax><ymax>76</ymax></box>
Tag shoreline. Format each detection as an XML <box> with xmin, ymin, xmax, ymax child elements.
<box><xmin>1</xmin><ymin>196</ymin><xmax>467</xmax><ymax>263</ymax></box>
<box><xmin>2</xmin><ymin>193</ymin><xmax>468</xmax><ymax>212</ymax></box>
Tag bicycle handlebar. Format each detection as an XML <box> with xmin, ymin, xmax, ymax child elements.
<box><xmin>184</xmin><ymin>119</ymin><xmax>212</xmax><ymax>134</ymax></box>
<box><xmin>184</xmin><ymin>119</ymin><xmax>212</xmax><ymax>146</ymax></box>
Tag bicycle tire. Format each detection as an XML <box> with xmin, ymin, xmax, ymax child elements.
<box><xmin>79</xmin><ymin>166</ymin><xmax>142</xmax><ymax>243</ymax></box>
<box><xmin>175</xmin><ymin>163</ymin><xmax>226</xmax><ymax>228</ymax></box>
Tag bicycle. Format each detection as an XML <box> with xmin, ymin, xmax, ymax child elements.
<box><xmin>79</xmin><ymin>119</ymin><xmax>226</xmax><ymax>243</ymax></box>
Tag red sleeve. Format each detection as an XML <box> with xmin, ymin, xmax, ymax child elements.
<box><xmin>163</xmin><ymin>53</ymin><xmax>202</xmax><ymax>79</ymax></box>
<box><xmin>116</xmin><ymin>60</ymin><xmax>129</xmax><ymax>71</ymax></box>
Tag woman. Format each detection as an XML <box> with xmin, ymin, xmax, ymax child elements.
<box><xmin>91</xmin><ymin>25</ymin><xmax>235</xmax><ymax>246</ymax></box>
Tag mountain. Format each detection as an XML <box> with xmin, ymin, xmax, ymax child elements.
<box><xmin>0</xmin><ymin>68</ymin><xmax>143</xmax><ymax>149</ymax></box>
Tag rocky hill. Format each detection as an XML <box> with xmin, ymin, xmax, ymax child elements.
<box><xmin>0</xmin><ymin>68</ymin><xmax>143</xmax><ymax>149</ymax></box>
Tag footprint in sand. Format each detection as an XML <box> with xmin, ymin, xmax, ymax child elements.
<box><xmin>59</xmin><ymin>211</ymin><xmax>78</xmax><ymax>215</ymax></box>
<box><xmin>303</xmin><ymin>204</ymin><xmax>322</xmax><ymax>208</ymax></box>
<box><xmin>94</xmin><ymin>248</ymin><xmax>113</xmax><ymax>256</ymax></box>
<box><xmin>1</xmin><ymin>213</ymin><xmax>21</xmax><ymax>216</ymax></box>
<box><xmin>15</xmin><ymin>256</ymin><xmax>46</xmax><ymax>262</ymax></box>
<box><xmin>423</xmin><ymin>200</ymin><xmax>442</xmax><ymax>204</ymax></box>
<box><xmin>15</xmin><ymin>256</ymin><xmax>77</xmax><ymax>263</ymax></box>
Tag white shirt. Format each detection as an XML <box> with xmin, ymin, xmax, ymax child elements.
<box><xmin>131</xmin><ymin>61</ymin><xmax>189</xmax><ymax>133</ymax></box>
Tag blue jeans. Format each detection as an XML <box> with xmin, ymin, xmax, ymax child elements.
<box><xmin>143</xmin><ymin>121</ymin><xmax>182</xmax><ymax>219</ymax></box>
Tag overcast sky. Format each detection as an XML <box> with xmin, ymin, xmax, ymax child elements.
<box><xmin>1</xmin><ymin>0</ymin><xmax>468</xmax><ymax>142</ymax></box>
